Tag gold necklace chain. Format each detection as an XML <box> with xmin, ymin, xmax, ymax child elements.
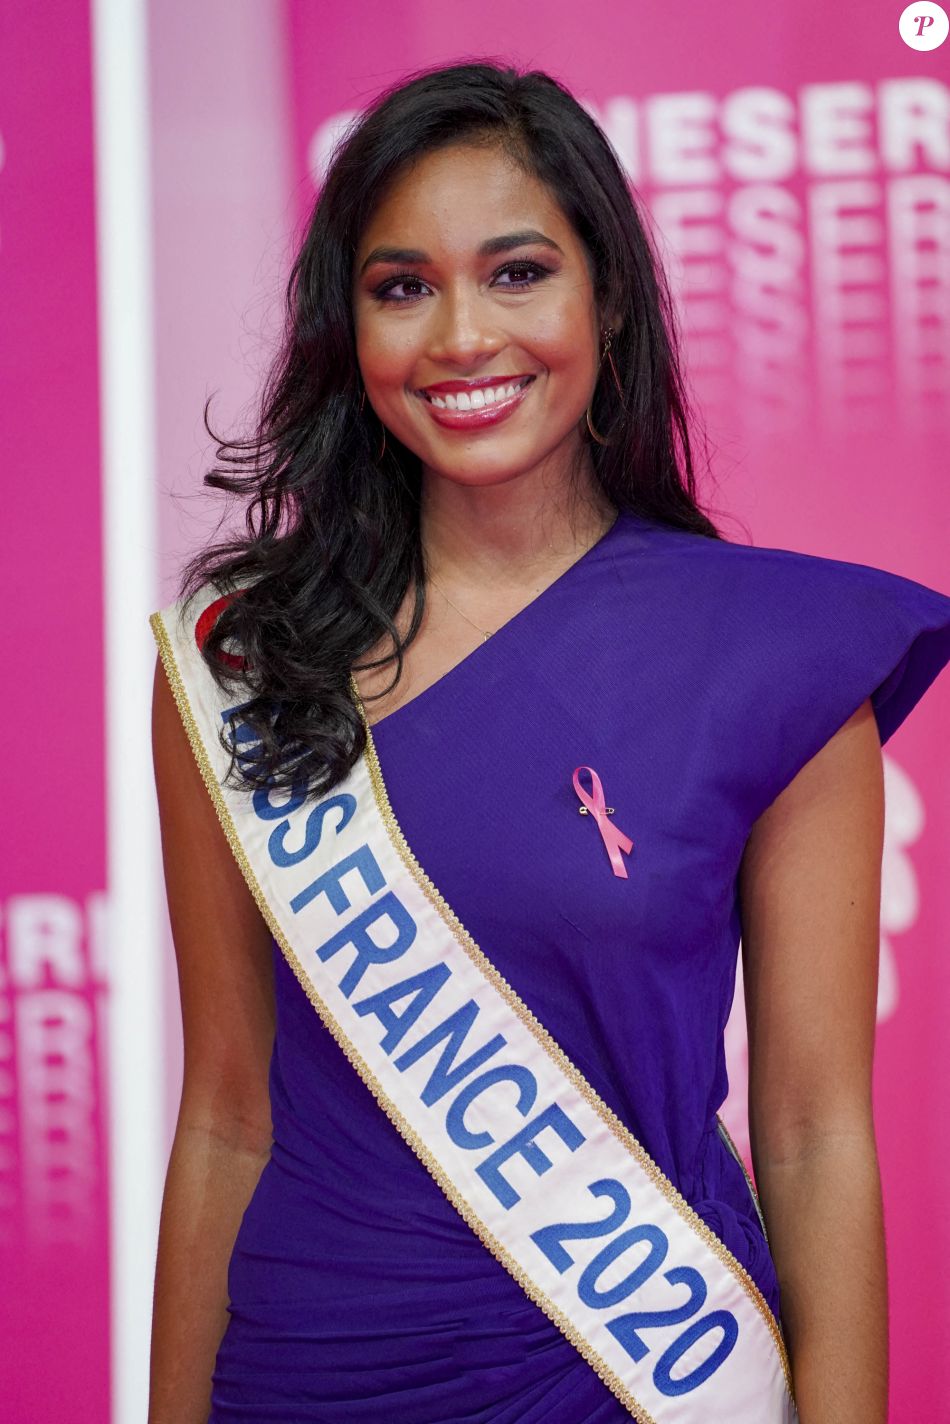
<box><xmin>426</xmin><ymin>512</ymin><xmax>618</xmax><ymax>643</ymax></box>
<box><xmin>428</xmin><ymin>576</ymin><xmax>493</xmax><ymax>640</ymax></box>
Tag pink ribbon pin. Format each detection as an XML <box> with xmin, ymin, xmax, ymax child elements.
<box><xmin>572</xmin><ymin>766</ymin><xmax>634</xmax><ymax>879</ymax></box>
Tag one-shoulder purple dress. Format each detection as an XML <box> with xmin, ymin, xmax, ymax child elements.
<box><xmin>208</xmin><ymin>510</ymin><xmax>950</xmax><ymax>1422</ymax></box>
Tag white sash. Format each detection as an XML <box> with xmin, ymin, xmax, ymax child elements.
<box><xmin>151</xmin><ymin>587</ymin><xmax>797</xmax><ymax>1424</ymax></box>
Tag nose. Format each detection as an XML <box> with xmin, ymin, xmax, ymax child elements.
<box><xmin>427</xmin><ymin>280</ymin><xmax>506</xmax><ymax>367</ymax></box>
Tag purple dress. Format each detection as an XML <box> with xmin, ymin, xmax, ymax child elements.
<box><xmin>209</xmin><ymin>510</ymin><xmax>950</xmax><ymax>1422</ymax></box>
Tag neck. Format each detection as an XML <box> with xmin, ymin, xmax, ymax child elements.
<box><xmin>419</xmin><ymin>467</ymin><xmax>617</xmax><ymax>590</ymax></box>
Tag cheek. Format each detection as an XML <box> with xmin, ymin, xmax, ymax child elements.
<box><xmin>529</xmin><ymin>302</ymin><xmax>597</xmax><ymax>374</ymax></box>
<box><xmin>356</xmin><ymin>322</ymin><xmax>418</xmax><ymax>386</ymax></box>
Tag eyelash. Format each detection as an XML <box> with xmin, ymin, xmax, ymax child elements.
<box><xmin>372</xmin><ymin>260</ymin><xmax>553</xmax><ymax>304</ymax></box>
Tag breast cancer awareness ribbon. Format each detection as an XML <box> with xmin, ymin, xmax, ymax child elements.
<box><xmin>572</xmin><ymin>766</ymin><xmax>634</xmax><ymax>879</ymax></box>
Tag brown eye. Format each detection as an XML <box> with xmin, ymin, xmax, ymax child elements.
<box><xmin>373</xmin><ymin>273</ymin><xmax>431</xmax><ymax>303</ymax></box>
<box><xmin>492</xmin><ymin>261</ymin><xmax>551</xmax><ymax>288</ymax></box>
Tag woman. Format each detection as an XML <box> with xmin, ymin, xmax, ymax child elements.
<box><xmin>148</xmin><ymin>61</ymin><xmax>950</xmax><ymax>1424</ymax></box>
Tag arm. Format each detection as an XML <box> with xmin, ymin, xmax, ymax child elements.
<box><xmin>738</xmin><ymin>696</ymin><xmax>888</xmax><ymax>1424</ymax></box>
<box><xmin>149</xmin><ymin>653</ymin><xmax>277</xmax><ymax>1424</ymax></box>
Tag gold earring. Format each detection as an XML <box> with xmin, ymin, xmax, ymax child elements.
<box><xmin>585</xmin><ymin>326</ymin><xmax>623</xmax><ymax>447</ymax></box>
<box><xmin>585</xmin><ymin>405</ymin><xmax>609</xmax><ymax>446</ymax></box>
<box><xmin>358</xmin><ymin>383</ymin><xmax>387</xmax><ymax>462</ymax></box>
<box><xmin>602</xmin><ymin>325</ymin><xmax>623</xmax><ymax>398</ymax></box>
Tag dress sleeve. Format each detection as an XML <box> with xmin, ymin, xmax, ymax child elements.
<box><xmin>736</xmin><ymin>546</ymin><xmax>950</xmax><ymax>825</ymax></box>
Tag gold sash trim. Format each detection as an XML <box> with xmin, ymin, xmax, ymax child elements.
<box><xmin>150</xmin><ymin>609</ymin><xmax>793</xmax><ymax>1421</ymax></box>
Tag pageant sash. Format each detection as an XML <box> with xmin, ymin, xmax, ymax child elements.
<box><xmin>151</xmin><ymin>587</ymin><xmax>797</xmax><ymax>1424</ymax></box>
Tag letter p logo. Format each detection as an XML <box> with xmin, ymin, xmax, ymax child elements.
<box><xmin>899</xmin><ymin>1</ymin><xmax>948</xmax><ymax>47</ymax></box>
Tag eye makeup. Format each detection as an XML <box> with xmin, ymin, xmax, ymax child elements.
<box><xmin>371</xmin><ymin>259</ymin><xmax>555</xmax><ymax>304</ymax></box>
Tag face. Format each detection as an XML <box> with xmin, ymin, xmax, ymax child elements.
<box><xmin>352</xmin><ymin>142</ymin><xmax>610</xmax><ymax>495</ymax></box>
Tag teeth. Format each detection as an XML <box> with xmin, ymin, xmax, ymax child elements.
<box><xmin>425</xmin><ymin>377</ymin><xmax>530</xmax><ymax>410</ymax></box>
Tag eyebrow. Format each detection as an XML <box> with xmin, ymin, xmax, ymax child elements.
<box><xmin>358</xmin><ymin>229</ymin><xmax>564</xmax><ymax>277</ymax></box>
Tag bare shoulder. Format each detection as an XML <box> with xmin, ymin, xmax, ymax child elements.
<box><xmin>738</xmin><ymin>698</ymin><xmax>884</xmax><ymax>1157</ymax></box>
<box><xmin>152</xmin><ymin>652</ymin><xmax>276</xmax><ymax>1149</ymax></box>
<box><xmin>739</xmin><ymin>696</ymin><xmax>884</xmax><ymax>919</ymax></box>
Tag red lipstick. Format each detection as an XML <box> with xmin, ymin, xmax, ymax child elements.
<box><xmin>418</xmin><ymin>374</ymin><xmax>535</xmax><ymax>395</ymax></box>
<box><xmin>416</xmin><ymin>375</ymin><xmax>536</xmax><ymax>430</ymax></box>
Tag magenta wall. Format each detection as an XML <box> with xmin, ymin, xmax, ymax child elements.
<box><xmin>0</xmin><ymin>3</ymin><xmax>110</xmax><ymax>1420</ymax></box>
<box><xmin>3</xmin><ymin>0</ymin><xmax>947</xmax><ymax>1418</ymax></box>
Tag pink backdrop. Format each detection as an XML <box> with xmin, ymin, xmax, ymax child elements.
<box><xmin>0</xmin><ymin>3</ymin><xmax>110</xmax><ymax>1421</ymax></box>
<box><xmin>4</xmin><ymin>2</ymin><xmax>948</xmax><ymax>1418</ymax></box>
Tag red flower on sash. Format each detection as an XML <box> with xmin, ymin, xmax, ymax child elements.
<box><xmin>194</xmin><ymin>591</ymin><xmax>248</xmax><ymax>670</ymax></box>
<box><xmin>573</xmin><ymin>766</ymin><xmax>634</xmax><ymax>878</ymax></box>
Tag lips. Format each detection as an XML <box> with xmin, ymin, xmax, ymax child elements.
<box><xmin>417</xmin><ymin>376</ymin><xmax>535</xmax><ymax>411</ymax></box>
<box><xmin>416</xmin><ymin>374</ymin><xmax>536</xmax><ymax>430</ymax></box>
<box><xmin>418</xmin><ymin>374</ymin><xmax>535</xmax><ymax>396</ymax></box>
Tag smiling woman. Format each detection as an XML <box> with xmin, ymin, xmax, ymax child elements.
<box><xmin>147</xmin><ymin>58</ymin><xmax>950</xmax><ymax>1424</ymax></box>
<box><xmin>171</xmin><ymin>58</ymin><xmax>712</xmax><ymax>782</ymax></box>
<box><xmin>351</xmin><ymin>146</ymin><xmax>607</xmax><ymax>504</ymax></box>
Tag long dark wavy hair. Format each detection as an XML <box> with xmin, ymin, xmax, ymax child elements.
<box><xmin>178</xmin><ymin>58</ymin><xmax>725</xmax><ymax>800</ymax></box>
